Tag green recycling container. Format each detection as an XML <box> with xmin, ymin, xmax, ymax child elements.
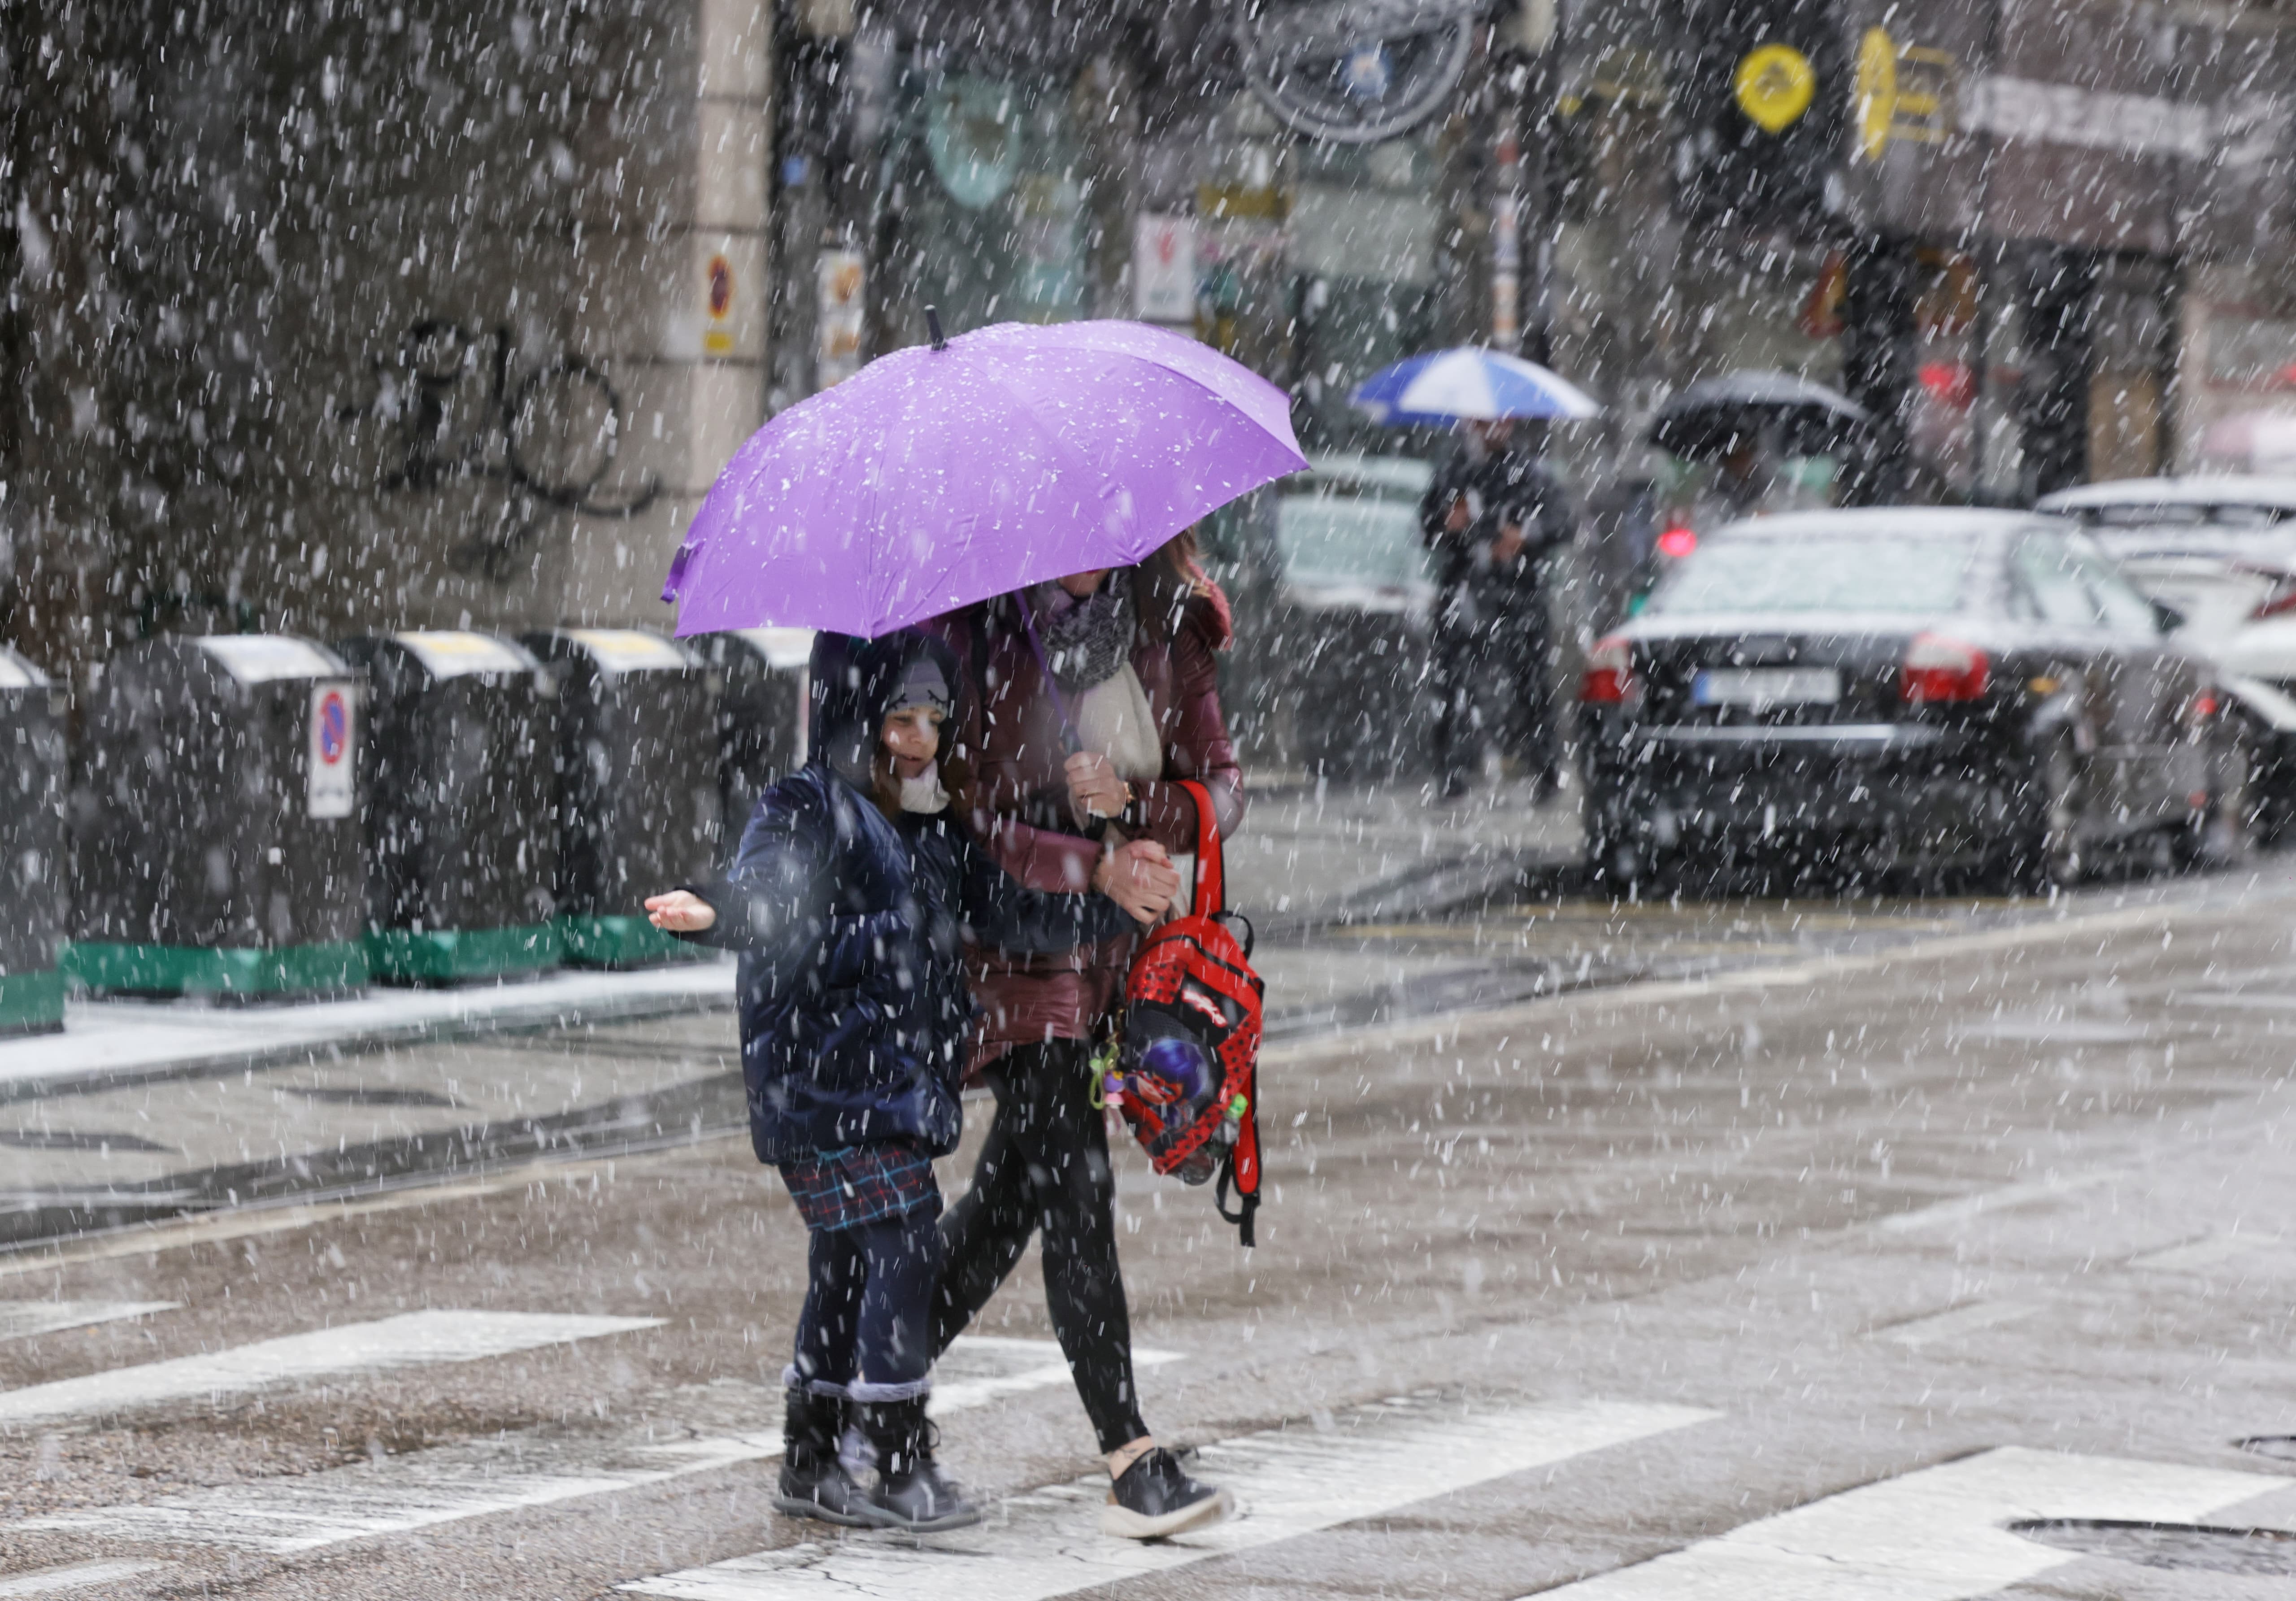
<box><xmin>521</xmin><ymin>628</ymin><xmax>722</xmax><ymax>967</ymax></box>
<box><xmin>338</xmin><ymin>630</ymin><xmax>561</xmax><ymax>984</ymax></box>
<box><xmin>0</xmin><ymin>643</ymin><xmax>66</xmax><ymax>1035</ymax></box>
<box><xmin>68</xmin><ymin>635</ymin><xmax>367</xmax><ymax>999</ymax></box>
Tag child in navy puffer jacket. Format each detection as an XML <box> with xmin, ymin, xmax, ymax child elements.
<box><xmin>646</xmin><ymin>629</ymin><xmax>1170</xmax><ymax>1533</ymax></box>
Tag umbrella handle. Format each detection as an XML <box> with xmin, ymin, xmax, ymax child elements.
<box><xmin>926</xmin><ymin>305</ymin><xmax>948</xmax><ymax>352</ymax></box>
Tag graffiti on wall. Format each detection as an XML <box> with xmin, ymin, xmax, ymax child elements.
<box><xmin>337</xmin><ymin>321</ymin><xmax>661</xmax><ymax>577</ymax></box>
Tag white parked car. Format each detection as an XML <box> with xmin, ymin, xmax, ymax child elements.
<box><xmin>1265</xmin><ymin>452</ymin><xmax>1440</xmax><ymax>780</ymax></box>
<box><xmin>2039</xmin><ymin>476</ymin><xmax>2296</xmax><ymax>840</ymax></box>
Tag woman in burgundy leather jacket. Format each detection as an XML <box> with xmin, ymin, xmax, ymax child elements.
<box><xmin>928</xmin><ymin>532</ymin><xmax>1244</xmax><ymax>1540</ymax></box>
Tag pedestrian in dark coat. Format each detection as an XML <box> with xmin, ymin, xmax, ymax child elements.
<box><xmin>1419</xmin><ymin>419</ymin><xmax>1577</xmax><ymax>796</ymax></box>
<box><xmin>645</xmin><ymin>628</ymin><xmax>1154</xmax><ymax>1534</ymax></box>
<box><xmin>923</xmin><ymin>532</ymin><xmax>1241</xmax><ymax>1540</ymax></box>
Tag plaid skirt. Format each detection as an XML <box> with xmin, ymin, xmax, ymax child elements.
<box><xmin>778</xmin><ymin>1140</ymin><xmax>939</xmax><ymax>1233</ymax></box>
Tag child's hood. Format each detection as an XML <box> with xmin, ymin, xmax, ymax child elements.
<box><xmin>808</xmin><ymin>629</ymin><xmax>963</xmax><ymax>792</ymax></box>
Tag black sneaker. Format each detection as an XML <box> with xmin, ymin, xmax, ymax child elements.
<box><xmin>856</xmin><ymin>1398</ymin><xmax>981</xmax><ymax>1533</ymax></box>
<box><xmin>1101</xmin><ymin>1445</ymin><xmax>1233</xmax><ymax>1540</ymax></box>
<box><xmin>773</xmin><ymin>1388</ymin><xmax>871</xmax><ymax>1527</ymax></box>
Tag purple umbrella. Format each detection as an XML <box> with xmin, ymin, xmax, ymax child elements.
<box><xmin>661</xmin><ymin>318</ymin><xmax>1307</xmax><ymax>638</ymax></box>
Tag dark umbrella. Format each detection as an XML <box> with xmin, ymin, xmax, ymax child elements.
<box><xmin>1649</xmin><ymin>370</ymin><xmax>1876</xmax><ymax>461</ymax></box>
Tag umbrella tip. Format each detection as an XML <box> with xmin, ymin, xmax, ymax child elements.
<box><xmin>926</xmin><ymin>305</ymin><xmax>947</xmax><ymax>352</ymax></box>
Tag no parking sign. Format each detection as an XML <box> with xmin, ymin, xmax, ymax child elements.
<box><xmin>307</xmin><ymin>683</ymin><xmax>355</xmax><ymax>818</ymax></box>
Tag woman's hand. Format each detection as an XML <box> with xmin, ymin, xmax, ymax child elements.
<box><xmin>1065</xmin><ymin>750</ymin><xmax>1132</xmax><ymax>824</ymax></box>
<box><xmin>1093</xmin><ymin>840</ymin><xmax>1181</xmax><ymax>925</ymax></box>
<box><xmin>644</xmin><ymin>891</ymin><xmax>717</xmax><ymax>933</ymax></box>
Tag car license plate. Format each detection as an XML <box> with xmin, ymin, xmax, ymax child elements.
<box><xmin>1692</xmin><ymin>667</ymin><xmax>1841</xmax><ymax>708</ymax></box>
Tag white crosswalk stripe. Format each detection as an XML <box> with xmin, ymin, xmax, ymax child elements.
<box><xmin>1872</xmin><ymin>1301</ymin><xmax>2039</xmax><ymax>1347</ymax></box>
<box><xmin>18</xmin><ymin>1433</ymin><xmax>776</xmax><ymax>1554</ymax></box>
<box><xmin>10</xmin><ymin>1338</ymin><xmax>1177</xmax><ymax>1554</ymax></box>
<box><xmin>1522</xmin><ymin>1446</ymin><xmax>2280</xmax><ymax>1600</ymax></box>
<box><xmin>0</xmin><ymin>1310</ymin><xmax>661</xmax><ymax>1426</ymax></box>
<box><xmin>0</xmin><ymin>1563</ymin><xmax>170</xmax><ymax>1597</ymax></box>
<box><xmin>2132</xmin><ymin>1231</ymin><xmax>2287</xmax><ymax>1271</ymax></box>
<box><xmin>0</xmin><ymin>1300</ymin><xmax>177</xmax><ymax>1344</ymax></box>
<box><xmin>621</xmin><ymin>1394</ymin><xmax>1718</xmax><ymax>1601</ymax></box>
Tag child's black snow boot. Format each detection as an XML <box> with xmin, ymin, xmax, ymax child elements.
<box><xmin>774</xmin><ymin>1387</ymin><xmax>870</xmax><ymax>1525</ymax></box>
<box><xmin>857</xmin><ymin>1397</ymin><xmax>981</xmax><ymax>1532</ymax></box>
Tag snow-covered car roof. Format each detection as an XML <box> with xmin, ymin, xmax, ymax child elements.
<box><xmin>2036</xmin><ymin>475</ymin><xmax>2296</xmax><ymax>520</ymax></box>
<box><xmin>1292</xmin><ymin>452</ymin><xmax>1436</xmax><ymax>494</ymax></box>
<box><xmin>1705</xmin><ymin>507</ymin><xmax>2061</xmax><ymax>540</ymax></box>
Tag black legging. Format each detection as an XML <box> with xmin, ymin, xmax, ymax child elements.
<box><xmin>932</xmin><ymin>1039</ymin><xmax>1148</xmax><ymax>1453</ymax></box>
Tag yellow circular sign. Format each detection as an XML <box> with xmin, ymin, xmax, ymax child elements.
<box><xmin>1853</xmin><ymin>28</ymin><xmax>1897</xmax><ymax>161</ymax></box>
<box><xmin>1734</xmin><ymin>43</ymin><xmax>1816</xmax><ymax>134</ymax></box>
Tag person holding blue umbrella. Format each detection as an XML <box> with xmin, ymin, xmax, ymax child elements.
<box><xmin>1351</xmin><ymin>348</ymin><xmax>1600</xmax><ymax>800</ymax></box>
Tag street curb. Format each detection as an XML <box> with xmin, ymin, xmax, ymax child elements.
<box><xmin>0</xmin><ymin>1071</ymin><xmax>750</xmax><ymax>1250</ymax></box>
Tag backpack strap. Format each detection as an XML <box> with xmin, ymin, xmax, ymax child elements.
<box><xmin>1216</xmin><ymin>1113</ymin><xmax>1259</xmax><ymax>1248</ymax></box>
<box><xmin>1178</xmin><ymin>778</ymin><xmax>1223</xmax><ymax>919</ymax></box>
<box><xmin>1183</xmin><ymin>774</ymin><xmax>1252</xmax><ymax>1246</ymax></box>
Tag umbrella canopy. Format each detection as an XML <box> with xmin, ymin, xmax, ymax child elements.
<box><xmin>1349</xmin><ymin>347</ymin><xmax>1602</xmax><ymax>425</ymax></box>
<box><xmin>662</xmin><ymin>319</ymin><xmax>1307</xmax><ymax>638</ymax></box>
<box><xmin>1650</xmin><ymin>369</ymin><xmax>1875</xmax><ymax>461</ymax></box>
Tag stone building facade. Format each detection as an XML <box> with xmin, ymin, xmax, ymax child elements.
<box><xmin>1</xmin><ymin>0</ymin><xmax>774</xmax><ymax>675</ymax></box>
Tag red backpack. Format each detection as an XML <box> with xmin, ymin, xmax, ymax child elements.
<box><xmin>1103</xmin><ymin>780</ymin><xmax>1265</xmax><ymax>1246</ymax></box>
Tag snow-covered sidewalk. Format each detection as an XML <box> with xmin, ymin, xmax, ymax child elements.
<box><xmin>0</xmin><ymin>960</ymin><xmax>736</xmax><ymax>1099</ymax></box>
<box><xmin>1</xmin><ymin>779</ymin><xmax>1578</xmax><ymax>1101</ymax></box>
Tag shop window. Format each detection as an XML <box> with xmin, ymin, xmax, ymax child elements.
<box><xmin>1195</xmin><ymin>110</ymin><xmax>1460</xmax><ymax>457</ymax></box>
<box><xmin>2084</xmin><ymin>258</ymin><xmax>2174</xmax><ymax>485</ymax></box>
<box><xmin>886</xmin><ymin>69</ymin><xmax>1094</xmax><ymax>336</ymax></box>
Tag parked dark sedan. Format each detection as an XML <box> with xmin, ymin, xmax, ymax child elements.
<box><xmin>1579</xmin><ymin>509</ymin><xmax>2221</xmax><ymax>890</ymax></box>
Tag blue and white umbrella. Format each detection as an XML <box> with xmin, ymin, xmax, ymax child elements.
<box><xmin>1349</xmin><ymin>347</ymin><xmax>1602</xmax><ymax>426</ymax></box>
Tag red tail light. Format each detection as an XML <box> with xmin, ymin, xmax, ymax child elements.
<box><xmin>1656</xmin><ymin>526</ymin><xmax>1698</xmax><ymax>558</ymax></box>
<box><xmin>1900</xmin><ymin>633</ymin><xmax>1989</xmax><ymax>703</ymax></box>
<box><xmin>1581</xmin><ymin>634</ymin><xmax>1635</xmax><ymax>704</ymax></box>
<box><xmin>2189</xmin><ymin>689</ymin><xmax>2221</xmax><ymax>725</ymax></box>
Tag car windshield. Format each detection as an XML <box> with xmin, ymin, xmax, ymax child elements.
<box><xmin>1645</xmin><ymin>534</ymin><xmax>1979</xmax><ymax>616</ymax></box>
<box><xmin>1274</xmin><ymin>457</ymin><xmax>1435</xmax><ymax>592</ymax></box>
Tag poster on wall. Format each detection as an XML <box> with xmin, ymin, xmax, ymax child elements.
<box><xmin>704</xmin><ymin>253</ymin><xmax>735</xmax><ymax>356</ymax></box>
<box><xmin>307</xmin><ymin>683</ymin><xmax>356</xmax><ymax>820</ymax></box>
<box><xmin>816</xmin><ymin>250</ymin><xmax>866</xmax><ymax>387</ymax></box>
<box><xmin>1133</xmin><ymin>214</ymin><xmax>1198</xmax><ymax>324</ymax></box>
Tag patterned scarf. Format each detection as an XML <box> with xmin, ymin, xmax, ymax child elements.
<box><xmin>1030</xmin><ymin>570</ymin><xmax>1136</xmax><ymax>693</ymax></box>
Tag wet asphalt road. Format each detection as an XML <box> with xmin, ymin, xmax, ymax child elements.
<box><xmin>7</xmin><ymin>858</ymin><xmax>2296</xmax><ymax>1598</ymax></box>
